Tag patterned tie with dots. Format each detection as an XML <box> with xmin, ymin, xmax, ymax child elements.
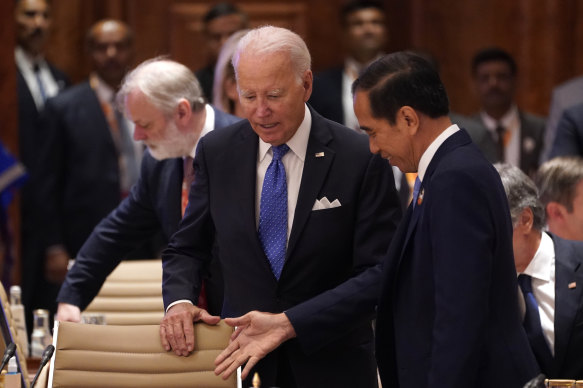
<box><xmin>258</xmin><ymin>144</ymin><xmax>290</xmax><ymax>280</ymax></box>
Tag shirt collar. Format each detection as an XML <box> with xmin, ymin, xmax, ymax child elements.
<box><xmin>258</xmin><ymin>104</ymin><xmax>311</xmax><ymax>163</ymax></box>
<box><xmin>522</xmin><ymin>232</ymin><xmax>555</xmax><ymax>282</ymax></box>
<box><xmin>90</xmin><ymin>72</ymin><xmax>115</xmax><ymax>104</ymax></box>
<box><xmin>188</xmin><ymin>104</ymin><xmax>214</xmax><ymax>158</ymax></box>
<box><xmin>480</xmin><ymin>104</ymin><xmax>519</xmax><ymax>131</ymax></box>
<box><xmin>15</xmin><ymin>46</ymin><xmax>45</xmax><ymax>71</ymax></box>
<box><xmin>417</xmin><ymin>124</ymin><xmax>460</xmax><ymax>182</ymax></box>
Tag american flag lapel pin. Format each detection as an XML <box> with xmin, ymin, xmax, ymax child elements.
<box><xmin>315</xmin><ymin>152</ymin><xmax>325</xmax><ymax>158</ymax></box>
<box><xmin>568</xmin><ymin>282</ymin><xmax>577</xmax><ymax>289</ymax></box>
<box><xmin>417</xmin><ymin>188</ymin><xmax>425</xmax><ymax>206</ymax></box>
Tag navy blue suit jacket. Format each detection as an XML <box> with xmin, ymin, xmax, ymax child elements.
<box><xmin>162</xmin><ymin>108</ymin><xmax>402</xmax><ymax>387</ymax></box>
<box><xmin>308</xmin><ymin>67</ymin><xmax>344</xmax><ymax>124</ymax></box>
<box><xmin>542</xmin><ymin>234</ymin><xmax>583</xmax><ymax>379</ymax></box>
<box><xmin>375</xmin><ymin>129</ymin><xmax>539</xmax><ymax>388</ymax></box>
<box><xmin>56</xmin><ymin>107</ymin><xmax>240</xmax><ymax>315</ymax></box>
<box><xmin>549</xmin><ymin>102</ymin><xmax>583</xmax><ymax>158</ymax></box>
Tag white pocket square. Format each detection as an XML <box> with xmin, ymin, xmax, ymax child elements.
<box><xmin>312</xmin><ymin>197</ymin><xmax>341</xmax><ymax>211</ymax></box>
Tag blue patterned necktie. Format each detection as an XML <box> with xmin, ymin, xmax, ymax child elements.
<box><xmin>412</xmin><ymin>177</ymin><xmax>422</xmax><ymax>208</ymax></box>
<box><xmin>517</xmin><ymin>274</ymin><xmax>553</xmax><ymax>371</ymax></box>
<box><xmin>258</xmin><ymin>144</ymin><xmax>290</xmax><ymax>280</ymax></box>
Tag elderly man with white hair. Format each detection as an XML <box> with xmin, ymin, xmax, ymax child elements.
<box><xmin>56</xmin><ymin>58</ymin><xmax>240</xmax><ymax>322</ymax></box>
<box><xmin>159</xmin><ymin>26</ymin><xmax>401</xmax><ymax>387</ymax></box>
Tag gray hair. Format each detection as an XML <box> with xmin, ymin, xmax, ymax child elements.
<box><xmin>495</xmin><ymin>163</ymin><xmax>546</xmax><ymax>231</ymax></box>
<box><xmin>536</xmin><ymin>156</ymin><xmax>583</xmax><ymax>212</ymax></box>
<box><xmin>117</xmin><ymin>57</ymin><xmax>205</xmax><ymax>117</ymax></box>
<box><xmin>231</xmin><ymin>25</ymin><xmax>311</xmax><ymax>83</ymax></box>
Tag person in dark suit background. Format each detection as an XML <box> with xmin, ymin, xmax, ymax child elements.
<box><xmin>496</xmin><ymin>163</ymin><xmax>583</xmax><ymax>379</ymax></box>
<box><xmin>56</xmin><ymin>58</ymin><xmax>241</xmax><ymax>323</ymax></box>
<box><xmin>30</xmin><ymin>20</ymin><xmax>144</xmax><ymax>324</ymax></box>
<box><xmin>15</xmin><ymin>0</ymin><xmax>71</xmax><ymax>332</ymax></box>
<box><xmin>353</xmin><ymin>52</ymin><xmax>539</xmax><ymax>387</ymax></box>
<box><xmin>471</xmin><ymin>47</ymin><xmax>545</xmax><ymax>176</ymax></box>
<box><xmin>548</xmin><ymin>102</ymin><xmax>583</xmax><ymax>159</ymax></box>
<box><xmin>536</xmin><ymin>156</ymin><xmax>583</xmax><ymax>242</ymax></box>
<box><xmin>195</xmin><ymin>2</ymin><xmax>248</xmax><ymax>102</ymax></box>
<box><xmin>159</xmin><ymin>26</ymin><xmax>402</xmax><ymax>388</ymax></box>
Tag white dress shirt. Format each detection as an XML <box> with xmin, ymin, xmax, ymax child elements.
<box><xmin>520</xmin><ymin>231</ymin><xmax>556</xmax><ymax>355</ymax></box>
<box><xmin>480</xmin><ymin>105</ymin><xmax>520</xmax><ymax>167</ymax></box>
<box><xmin>417</xmin><ymin>124</ymin><xmax>460</xmax><ymax>182</ymax></box>
<box><xmin>15</xmin><ymin>46</ymin><xmax>61</xmax><ymax>110</ymax></box>
<box><xmin>255</xmin><ymin>104</ymin><xmax>311</xmax><ymax>241</ymax></box>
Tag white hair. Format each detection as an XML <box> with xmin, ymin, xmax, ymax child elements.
<box><xmin>231</xmin><ymin>25</ymin><xmax>311</xmax><ymax>83</ymax></box>
<box><xmin>117</xmin><ymin>57</ymin><xmax>205</xmax><ymax>118</ymax></box>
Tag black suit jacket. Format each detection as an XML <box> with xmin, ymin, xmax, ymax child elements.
<box><xmin>56</xmin><ymin>107</ymin><xmax>240</xmax><ymax>315</ymax></box>
<box><xmin>376</xmin><ymin>129</ymin><xmax>539</xmax><ymax>388</ymax></box>
<box><xmin>162</xmin><ymin>108</ymin><xmax>402</xmax><ymax>387</ymax></box>
<box><xmin>308</xmin><ymin>67</ymin><xmax>344</xmax><ymax>124</ymax></box>
<box><xmin>543</xmin><ymin>234</ymin><xmax>583</xmax><ymax>379</ymax></box>
<box><xmin>549</xmin><ymin>102</ymin><xmax>583</xmax><ymax>158</ymax></box>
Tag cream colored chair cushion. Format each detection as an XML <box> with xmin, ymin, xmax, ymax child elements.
<box><xmin>48</xmin><ymin>321</ymin><xmax>236</xmax><ymax>388</ymax></box>
<box><xmin>83</xmin><ymin>259</ymin><xmax>164</xmax><ymax>325</ymax></box>
<box><xmin>0</xmin><ymin>283</ymin><xmax>30</xmax><ymax>387</ymax></box>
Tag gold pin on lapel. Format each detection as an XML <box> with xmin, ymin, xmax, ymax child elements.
<box><xmin>417</xmin><ymin>188</ymin><xmax>425</xmax><ymax>206</ymax></box>
<box><xmin>315</xmin><ymin>152</ymin><xmax>325</xmax><ymax>158</ymax></box>
<box><xmin>568</xmin><ymin>282</ymin><xmax>577</xmax><ymax>289</ymax></box>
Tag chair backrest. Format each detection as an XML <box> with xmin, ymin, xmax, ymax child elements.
<box><xmin>48</xmin><ymin>321</ymin><xmax>236</xmax><ymax>388</ymax></box>
<box><xmin>0</xmin><ymin>283</ymin><xmax>29</xmax><ymax>387</ymax></box>
<box><xmin>83</xmin><ymin>259</ymin><xmax>164</xmax><ymax>325</ymax></box>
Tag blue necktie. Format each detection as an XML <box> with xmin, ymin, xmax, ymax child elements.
<box><xmin>412</xmin><ymin>177</ymin><xmax>422</xmax><ymax>208</ymax></box>
<box><xmin>33</xmin><ymin>64</ymin><xmax>47</xmax><ymax>103</ymax></box>
<box><xmin>517</xmin><ymin>274</ymin><xmax>553</xmax><ymax>371</ymax></box>
<box><xmin>258</xmin><ymin>144</ymin><xmax>290</xmax><ymax>280</ymax></box>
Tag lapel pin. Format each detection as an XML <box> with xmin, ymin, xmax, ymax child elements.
<box><xmin>568</xmin><ymin>282</ymin><xmax>577</xmax><ymax>289</ymax></box>
<box><xmin>417</xmin><ymin>188</ymin><xmax>425</xmax><ymax>206</ymax></box>
<box><xmin>315</xmin><ymin>152</ymin><xmax>325</xmax><ymax>158</ymax></box>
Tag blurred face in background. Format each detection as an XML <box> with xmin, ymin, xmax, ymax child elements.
<box><xmin>473</xmin><ymin>60</ymin><xmax>516</xmax><ymax>115</ymax></box>
<box><xmin>205</xmin><ymin>14</ymin><xmax>247</xmax><ymax>63</ymax></box>
<box><xmin>344</xmin><ymin>7</ymin><xmax>387</xmax><ymax>63</ymax></box>
<box><xmin>16</xmin><ymin>0</ymin><xmax>51</xmax><ymax>56</ymax></box>
<box><xmin>88</xmin><ymin>20</ymin><xmax>134</xmax><ymax>89</ymax></box>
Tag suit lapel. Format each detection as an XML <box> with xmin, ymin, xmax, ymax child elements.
<box><xmin>552</xmin><ymin>235</ymin><xmax>583</xmax><ymax>373</ymax></box>
<box><xmin>287</xmin><ymin>114</ymin><xmax>334</xmax><ymax>259</ymax></box>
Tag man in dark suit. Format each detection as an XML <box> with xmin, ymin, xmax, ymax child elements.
<box><xmin>471</xmin><ymin>47</ymin><xmax>545</xmax><ymax>176</ymax></box>
<box><xmin>32</xmin><ymin>20</ymin><xmax>141</xmax><ymax>321</ymax></box>
<box><xmin>548</xmin><ymin>102</ymin><xmax>583</xmax><ymax>159</ymax></box>
<box><xmin>536</xmin><ymin>156</ymin><xmax>583</xmax><ymax>242</ymax></box>
<box><xmin>15</xmin><ymin>0</ymin><xmax>71</xmax><ymax>331</ymax></box>
<box><xmin>195</xmin><ymin>2</ymin><xmax>248</xmax><ymax>102</ymax></box>
<box><xmin>353</xmin><ymin>52</ymin><xmax>539</xmax><ymax>387</ymax></box>
<box><xmin>496</xmin><ymin>163</ymin><xmax>583</xmax><ymax>379</ymax></box>
<box><xmin>56</xmin><ymin>58</ymin><xmax>240</xmax><ymax>322</ymax></box>
<box><xmin>159</xmin><ymin>26</ymin><xmax>402</xmax><ymax>388</ymax></box>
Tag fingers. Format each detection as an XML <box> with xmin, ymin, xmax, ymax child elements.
<box><xmin>214</xmin><ymin>345</ymin><xmax>249</xmax><ymax>380</ymax></box>
<box><xmin>159</xmin><ymin>324</ymin><xmax>170</xmax><ymax>351</ymax></box>
<box><xmin>224</xmin><ymin>312</ymin><xmax>252</xmax><ymax>328</ymax></box>
<box><xmin>240</xmin><ymin>356</ymin><xmax>260</xmax><ymax>381</ymax></box>
<box><xmin>198</xmin><ymin>310</ymin><xmax>221</xmax><ymax>325</ymax></box>
<box><xmin>215</xmin><ymin>338</ymin><xmax>240</xmax><ymax>365</ymax></box>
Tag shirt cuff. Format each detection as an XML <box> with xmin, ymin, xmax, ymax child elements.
<box><xmin>166</xmin><ymin>299</ymin><xmax>193</xmax><ymax>313</ymax></box>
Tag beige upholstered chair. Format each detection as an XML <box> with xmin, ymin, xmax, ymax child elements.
<box><xmin>83</xmin><ymin>259</ymin><xmax>164</xmax><ymax>325</ymax></box>
<box><xmin>48</xmin><ymin>321</ymin><xmax>236</xmax><ymax>388</ymax></box>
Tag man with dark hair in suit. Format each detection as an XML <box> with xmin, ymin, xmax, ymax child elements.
<box><xmin>195</xmin><ymin>2</ymin><xmax>248</xmax><ymax>101</ymax></box>
<box><xmin>56</xmin><ymin>58</ymin><xmax>240</xmax><ymax>323</ymax></box>
<box><xmin>353</xmin><ymin>51</ymin><xmax>539</xmax><ymax>387</ymax></box>
<box><xmin>159</xmin><ymin>25</ymin><xmax>401</xmax><ymax>388</ymax></box>
<box><xmin>471</xmin><ymin>47</ymin><xmax>545</xmax><ymax>176</ymax></box>
<box><xmin>496</xmin><ymin>163</ymin><xmax>583</xmax><ymax>379</ymax></box>
<box><xmin>15</xmin><ymin>0</ymin><xmax>71</xmax><ymax>336</ymax></box>
<box><xmin>548</xmin><ymin>102</ymin><xmax>583</xmax><ymax>159</ymax></box>
<box><xmin>32</xmin><ymin>19</ymin><xmax>143</xmax><ymax>322</ymax></box>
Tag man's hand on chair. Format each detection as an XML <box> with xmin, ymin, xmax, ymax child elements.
<box><xmin>160</xmin><ymin>302</ymin><xmax>220</xmax><ymax>356</ymax></box>
<box><xmin>214</xmin><ymin>311</ymin><xmax>296</xmax><ymax>380</ymax></box>
<box><xmin>55</xmin><ymin>303</ymin><xmax>82</xmax><ymax>323</ymax></box>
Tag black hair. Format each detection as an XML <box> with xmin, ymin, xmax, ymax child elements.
<box><xmin>471</xmin><ymin>47</ymin><xmax>517</xmax><ymax>76</ymax></box>
<box><xmin>203</xmin><ymin>2</ymin><xmax>247</xmax><ymax>24</ymax></box>
<box><xmin>340</xmin><ymin>0</ymin><xmax>385</xmax><ymax>25</ymax></box>
<box><xmin>352</xmin><ymin>51</ymin><xmax>449</xmax><ymax>124</ymax></box>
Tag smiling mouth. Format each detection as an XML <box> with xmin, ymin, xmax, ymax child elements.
<box><xmin>259</xmin><ymin>123</ymin><xmax>278</xmax><ymax>129</ymax></box>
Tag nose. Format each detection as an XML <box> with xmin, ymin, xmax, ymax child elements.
<box><xmin>33</xmin><ymin>12</ymin><xmax>48</xmax><ymax>28</ymax></box>
<box><xmin>133</xmin><ymin>125</ymin><xmax>146</xmax><ymax>141</ymax></box>
<box><xmin>106</xmin><ymin>44</ymin><xmax>117</xmax><ymax>58</ymax></box>
<box><xmin>255</xmin><ymin>97</ymin><xmax>271</xmax><ymax>118</ymax></box>
<box><xmin>368</xmin><ymin>137</ymin><xmax>379</xmax><ymax>154</ymax></box>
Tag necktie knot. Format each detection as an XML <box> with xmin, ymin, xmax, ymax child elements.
<box><xmin>272</xmin><ymin>144</ymin><xmax>290</xmax><ymax>161</ymax></box>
